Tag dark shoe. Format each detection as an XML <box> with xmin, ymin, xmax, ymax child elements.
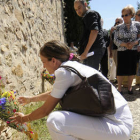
<box><xmin>120</xmin><ymin>91</ymin><xmax>123</xmax><ymax>95</ymax></box>
<box><xmin>128</xmin><ymin>90</ymin><xmax>133</xmax><ymax>95</ymax></box>
<box><xmin>118</xmin><ymin>90</ymin><xmax>123</xmax><ymax>95</ymax></box>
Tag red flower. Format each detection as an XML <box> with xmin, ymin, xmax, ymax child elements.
<box><xmin>7</xmin><ymin>121</ymin><xmax>10</xmax><ymax>124</ymax></box>
<box><xmin>30</xmin><ymin>131</ymin><xmax>34</xmax><ymax>134</ymax></box>
<box><xmin>13</xmin><ymin>109</ymin><xmax>16</xmax><ymax>113</ymax></box>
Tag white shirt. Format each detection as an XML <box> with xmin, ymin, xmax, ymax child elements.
<box><xmin>51</xmin><ymin>61</ymin><xmax>127</xmax><ymax>111</ymax></box>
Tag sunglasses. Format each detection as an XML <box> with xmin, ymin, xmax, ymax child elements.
<box><xmin>115</xmin><ymin>21</ymin><xmax>120</xmax><ymax>24</ymax></box>
<box><xmin>136</xmin><ymin>14</ymin><xmax>140</xmax><ymax>17</ymax></box>
<box><xmin>121</xmin><ymin>14</ymin><xmax>129</xmax><ymax>18</ymax></box>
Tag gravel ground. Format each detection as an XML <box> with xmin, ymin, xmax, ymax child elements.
<box><xmin>112</xmin><ymin>81</ymin><xmax>140</xmax><ymax>140</ymax></box>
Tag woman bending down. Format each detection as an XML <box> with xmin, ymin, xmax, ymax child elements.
<box><xmin>10</xmin><ymin>40</ymin><xmax>133</xmax><ymax>140</ymax></box>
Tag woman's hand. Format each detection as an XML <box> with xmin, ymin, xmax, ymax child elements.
<box><xmin>80</xmin><ymin>52</ymin><xmax>88</xmax><ymax>60</ymax></box>
<box><xmin>18</xmin><ymin>96</ymin><xmax>31</xmax><ymax>106</ymax></box>
<box><xmin>138</xmin><ymin>46</ymin><xmax>140</xmax><ymax>52</ymax></box>
<box><xmin>10</xmin><ymin>112</ymin><xmax>25</xmax><ymax>124</ymax></box>
<box><xmin>126</xmin><ymin>42</ymin><xmax>134</xmax><ymax>50</ymax></box>
<box><xmin>111</xmin><ymin>26</ymin><xmax>116</xmax><ymax>32</ymax></box>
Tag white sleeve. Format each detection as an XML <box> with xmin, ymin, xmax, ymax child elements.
<box><xmin>50</xmin><ymin>68</ymin><xmax>74</xmax><ymax>98</ymax></box>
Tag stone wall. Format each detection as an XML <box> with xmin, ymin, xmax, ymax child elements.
<box><xmin>0</xmin><ymin>0</ymin><xmax>65</xmax><ymax>96</ymax></box>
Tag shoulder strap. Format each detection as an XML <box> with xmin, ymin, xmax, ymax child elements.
<box><xmin>60</xmin><ymin>65</ymin><xmax>85</xmax><ymax>80</ymax></box>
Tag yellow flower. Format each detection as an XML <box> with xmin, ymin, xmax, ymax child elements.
<box><xmin>1</xmin><ymin>91</ymin><xmax>15</xmax><ymax>99</ymax></box>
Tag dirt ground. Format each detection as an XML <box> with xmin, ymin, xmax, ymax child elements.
<box><xmin>112</xmin><ymin>80</ymin><xmax>140</xmax><ymax>140</ymax></box>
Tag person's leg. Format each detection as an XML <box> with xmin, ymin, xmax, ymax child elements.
<box><xmin>113</xmin><ymin>50</ymin><xmax>117</xmax><ymax>82</ymax></box>
<box><xmin>122</xmin><ymin>76</ymin><xmax>128</xmax><ymax>88</ymax></box>
<box><xmin>137</xmin><ymin>59</ymin><xmax>140</xmax><ymax>90</ymax></box>
<box><xmin>117</xmin><ymin>51</ymin><xmax>125</xmax><ymax>92</ymax></box>
<box><xmin>84</xmin><ymin>54</ymin><xmax>102</xmax><ymax>70</ymax></box>
<box><xmin>47</xmin><ymin>111</ymin><xmax>130</xmax><ymax>140</ymax></box>
<box><xmin>127</xmin><ymin>50</ymin><xmax>137</xmax><ymax>93</ymax></box>
<box><xmin>108</xmin><ymin>49</ymin><xmax>117</xmax><ymax>82</ymax></box>
<box><xmin>136</xmin><ymin>52</ymin><xmax>140</xmax><ymax>85</ymax></box>
<box><xmin>128</xmin><ymin>75</ymin><xmax>134</xmax><ymax>91</ymax></box>
<box><xmin>84</xmin><ymin>49</ymin><xmax>105</xmax><ymax>70</ymax></box>
<box><xmin>100</xmin><ymin>53</ymin><xmax>108</xmax><ymax>78</ymax></box>
<box><xmin>117</xmin><ymin>76</ymin><xmax>123</xmax><ymax>92</ymax></box>
<box><xmin>113</xmin><ymin>49</ymin><xmax>117</xmax><ymax>66</ymax></box>
<box><xmin>109</xmin><ymin>58</ymin><xmax>116</xmax><ymax>81</ymax></box>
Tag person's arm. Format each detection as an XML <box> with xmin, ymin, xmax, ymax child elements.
<box><xmin>10</xmin><ymin>68</ymin><xmax>74</xmax><ymax>124</ymax></box>
<box><xmin>138</xmin><ymin>46</ymin><xmax>140</xmax><ymax>52</ymax></box>
<box><xmin>121</xmin><ymin>34</ymin><xmax>140</xmax><ymax>49</ymax></box>
<box><xmin>137</xmin><ymin>34</ymin><xmax>140</xmax><ymax>52</ymax></box>
<box><xmin>80</xmin><ymin>30</ymin><xmax>98</xmax><ymax>60</ymax></box>
<box><xmin>18</xmin><ymin>91</ymin><xmax>51</xmax><ymax>105</ymax></box>
<box><xmin>127</xmin><ymin>34</ymin><xmax>140</xmax><ymax>50</ymax></box>
<box><xmin>31</xmin><ymin>91</ymin><xmax>51</xmax><ymax>102</ymax></box>
<box><xmin>114</xmin><ymin>25</ymin><xmax>140</xmax><ymax>49</ymax></box>
<box><xmin>10</xmin><ymin>94</ymin><xmax>60</xmax><ymax>124</ymax></box>
<box><xmin>113</xmin><ymin>27</ymin><xmax>128</xmax><ymax>49</ymax></box>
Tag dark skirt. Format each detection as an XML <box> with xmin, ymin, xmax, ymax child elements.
<box><xmin>117</xmin><ymin>50</ymin><xmax>137</xmax><ymax>76</ymax></box>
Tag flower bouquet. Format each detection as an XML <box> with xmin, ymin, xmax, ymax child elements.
<box><xmin>0</xmin><ymin>76</ymin><xmax>38</xmax><ymax>140</ymax></box>
<box><xmin>42</xmin><ymin>69</ymin><xmax>55</xmax><ymax>84</ymax></box>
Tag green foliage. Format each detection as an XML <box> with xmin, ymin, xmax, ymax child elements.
<box><xmin>23</xmin><ymin>102</ymin><xmax>49</xmax><ymax>140</ymax></box>
<box><xmin>23</xmin><ymin>102</ymin><xmax>61</xmax><ymax>140</ymax></box>
<box><xmin>63</xmin><ymin>0</ymin><xmax>91</xmax><ymax>47</ymax></box>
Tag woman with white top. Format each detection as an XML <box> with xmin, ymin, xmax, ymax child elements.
<box><xmin>114</xmin><ymin>5</ymin><xmax>140</xmax><ymax>94</ymax></box>
<box><xmin>10</xmin><ymin>40</ymin><xmax>133</xmax><ymax>140</ymax></box>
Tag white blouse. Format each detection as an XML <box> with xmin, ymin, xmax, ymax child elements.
<box><xmin>51</xmin><ymin>61</ymin><xmax>127</xmax><ymax>110</ymax></box>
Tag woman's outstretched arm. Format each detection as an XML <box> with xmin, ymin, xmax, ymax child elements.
<box><xmin>18</xmin><ymin>91</ymin><xmax>51</xmax><ymax>105</ymax></box>
<box><xmin>10</xmin><ymin>94</ymin><xmax>60</xmax><ymax>124</ymax></box>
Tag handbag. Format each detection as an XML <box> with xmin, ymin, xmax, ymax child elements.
<box><xmin>60</xmin><ymin>66</ymin><xmax>116</xmax><ymax>117</ymax></box>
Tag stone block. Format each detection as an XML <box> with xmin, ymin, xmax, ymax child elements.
<box><xmin>12</xmin><ymin>64</ymin><xmax>23</xmax><ymax>77</ymax></box>
<box><xmin>14</xmin><ymin>9</ymin><xmax>24</xmax><ymax>24</ymax></box>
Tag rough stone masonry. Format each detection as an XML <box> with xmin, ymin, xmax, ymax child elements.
<box><xmin>0</xmin><ymin>0</ymin><xmax>65</xmax><ymax>96</ymax></box>
<box><xmin>0</xmin><ymin>0</ymin><xmax>65</xmax><ymax>138</ymax></box>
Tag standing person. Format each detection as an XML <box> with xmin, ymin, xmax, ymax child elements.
<box><xmin>108</xmin><ymin>17</ymin><xmax>123</xmax><ymax>83</ymax></box>
<box><xmin>100</xmin><ymin>18</ymin><xmax>110</xmax><ymax>78</ymax></box>
<box><xmin>135</xmin><ymin>9</ymin><xmax>140</xmax><ymax>21</ymax></box>
<box><xmin>114</xmin><ymin>5</ymin><xmax>140</xmax><ymax>94</ymax></box>
<box><xmin>74</xmin><ymin>0</ymin><xmax>105</xmax><ymax>70</ymax></box>
<box><xmin>135</xmin><ymin>9</ymin><xmax>140</xmax><ymax>86</ymax></box>
<box><xmin>69</xmin><ymin>41</ymin><xmax>78</xmax><ymax>54</ymax></box>
<box><xmin>10</xmin><ymin>40</ymin><xmax>133</xmax><ymax>140</ymax></box>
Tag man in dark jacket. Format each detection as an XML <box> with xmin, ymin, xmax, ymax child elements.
<box><xmin>74</xmin><ymin>0</ymin><xmax>105</xmax><ymax>70</ymax></box>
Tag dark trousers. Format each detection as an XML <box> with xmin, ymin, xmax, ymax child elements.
<box><xmin>84</xmin><ymin>48</ymin><xmax>105</xmax><ymax>70</ymax></box>
<box><xmin>100</xmin><ymin>53</ymin><xmax>108</xmax><ymax>78</ymax></box>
